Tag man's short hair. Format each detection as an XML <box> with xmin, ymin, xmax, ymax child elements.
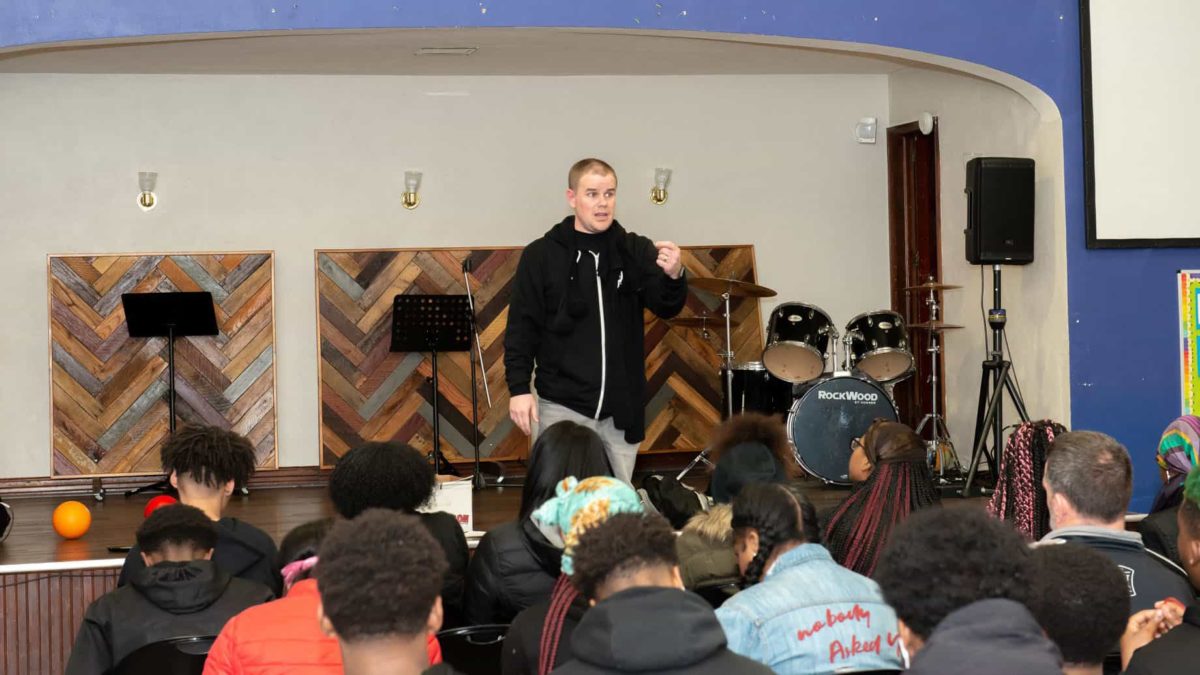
<box><xmin>1045</xmin><ymin>431</ymin><xmax>1133</xmax><ymax>522</ymax></box>
<box><xmin>329</xmin><ymin>442</ymin><xmax>434</xmax><ymax>519</ymax></box>
<box><xmin>317</xmin><ymin>510</ymin><xmax>448</xmax><ymax>642</ymax></box>
<box><xmin>161</xmin><ymin>424</ymin><xmax>258</xmax><ymax>489</ymax></box>
<box><xmin>135</xmin><ymin>503</ymin><xmax>218</xmax><ymax>555</ymax></box>
<box><xmin>568</xmin><ymin>158</ymin><xmax>617</xmax><ymax>190</ymax></box>
<box><xmin>1030</xmin><ymin>543</ymin><xmax>1129</xmax><ymax>666</ymax></box>
<box><xmin>570</xmin><ymin>512</ymin><xmax>679</xmax><ymax>600</ymax></box>
<box><xmin>874</xmin><ymin>507</ymin><xmax>1034</xmax><ymax>640</ymax></box>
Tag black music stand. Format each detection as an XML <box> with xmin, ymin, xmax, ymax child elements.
<box><xmin>121</xmin><ymin>292</ymin><xmax>219</xmax><ymax>497</ymax></box>
<box><xmin>391</xmin><ymin>295</ymin><xmax>471</xmax><ymax>476</ymax></box>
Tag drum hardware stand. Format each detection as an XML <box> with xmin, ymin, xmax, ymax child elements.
<box><xmin>912</xmin><ymin>285</ymin><xmax>959</xmax><ymax>480</ymax></box>
<box><xmin>961</xmin><ymin>265</ymin><xmax>1030</xmax><ymax>497</ymax></box>
<box><xmin>676</xmin><ymin>447</ymin><xmax>714</xmax><ymax>480</ymax></box>
<box><xmin>462</xmin><ymin>259</ymin><xmax>510</xmax><ymax>490</ymax></box>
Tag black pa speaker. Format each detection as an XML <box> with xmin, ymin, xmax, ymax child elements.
<box><xmin>964</xmin><ymin>157</ymin><xmax>1035</xmax><ymax>265</ymax></box>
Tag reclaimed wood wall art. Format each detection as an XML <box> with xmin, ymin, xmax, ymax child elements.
<box><xmin>48</xmin><ymin>252</ymin><xmax>278</xmax><ymax>476</ymax></box>
<box><xmin>316</xmin><ymin>246</ymin><xmax>762</xmax><ymax>468</ymax></box>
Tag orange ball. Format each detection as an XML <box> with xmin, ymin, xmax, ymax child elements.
<box><xmin>52</xmin><ymin>500</ymin><xmax>92</xmax><ymax>540</ymax></box>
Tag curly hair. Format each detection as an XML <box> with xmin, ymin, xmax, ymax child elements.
<box><xmin>988</xmin><ymin>420</ymin><xmax>1066</xmax><ymax>540</ymax></box>
<box><xmin>823</xmin><ymin>458</ymin><xmax>939</xmax><ymax>576</ymax></box>
<box><xmin>1030</xmin><ymin>543</ymin><xmax>1129</xmax><ymax>665</ymax></box>
<box><xmin>570</xmin><ymin>512</ymin><xmax>678</xmax><ymax>601</ymax></box>
<box><xmin>317</xmin><ymin>509</ymin><xmax>448</xmax><ymax>642</ymax></box>
<box><xmin>136</xmin><ymin>503</ymin><xmax>218</xmax><ymax>555</ymax></box>
<box><xmin>329</xmin><ymin>442</ymin><xmax>434</xmax><ymax>518</ymax></box>
<box><xmin>874</xmin><ymin>507</ymin><xmax>1035</xmax><ymax>640</ymax></box>
<box><xmin>161</xmin><ymin>424</ymin><xmax>258</xmax><ymax>489</ymax></box>
<box><xmin>731</xmin><ymin>482</ymin><xmax>820</xmax><ymax>585</ymax></box>
<box><xmin>708</xmin><ymin>413</ymin><xmax>797</xmax><ymax>479</ymax></box>
<box><xmin>521</xmin><ymin>421</ymin><xmax>613</xmax><ymax>521</ymax></box>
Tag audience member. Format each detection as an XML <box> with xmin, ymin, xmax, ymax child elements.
<box><xmin>715</xmin><ymin>482</ymin><xmax>903</xmax><ymax>674</ymax></box>
<box><xmin>67</xmin><ymin>505</ymin><xmax>274</xmax><ymax>675</ymax></box>
<box><xmin>502</xmin><ymin>476</ymin><xmax>643</xmax><ymax>675</ymax></box>
<box><xmin>1040</xmin><ymin>431</ymin><xmax>1193</xmax><ymax>612</ymax></box>
<box><xmin>118</xmin><ymin>425</ymin><xmax>281</xmax><ymax>595</ymax></box>
<box><xmin>874</xmin><ymin>507</ymin><xmax>1060</xmax><ymax>675</ymax></box>
<box><xmin>204</xmin><ymin>518</ymin><xmax>442</xmax><ymax>674</ymax></box>
<box><xmin>553</xmin><ymin>512</ymin><xmax>772</xmax><ymax>674</ymax></box>
<box><xmin>1141</xmin><ymin>416</ymin><xmax>1200</xmax><ymax>565</ymax></box>
<box><xmin>329</xmin><ymin>441</ymin><xmax>469</xmax><ymax>627</ymax></box>
<box><xmin>1029</xmin><ymin>543</ymin><xmax>1130</xmax><ymax>675</ymax></box>
<box><xmin>823</xmin><ymin>419</ymin><xmax>939</xmax><ymax>575</ymax></box>
<box><xmin>1122</xmin><ymin>466</ymin><xmax>1200</xmax><ymax>674</ymax></box>
<box><xmin>316</xmin><ymin>510</ymin><xmax>455</xmax><ymax>675</ymax></box>
<box><xmin>706</xmin><ymin>413</ymin><xmax>795</xmax><ymax>504</ymax></box>
<box><xmin>465</xmin><ymin>421</ymin><xmax>612</xmax><ymax>625</ymax></box>
<box><xmin>987</xmin><ymin>420</ymin><xmax>1066</xmax><ymax>540</ymax></box>
<box><xmin>676</xmin><ymin>504</ymin><xmax>739</xmax><ymax>605</ymax></box>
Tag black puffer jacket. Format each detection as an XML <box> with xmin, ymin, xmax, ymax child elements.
<box><xmin>465</xmin><ymin>518</ymin><xmax>563</xmax><ymax>626</ymax></box>
<box><xmin>554</xmin><ymin>587</ymin><xmax>773</xmax><ymax>675</ymax></box>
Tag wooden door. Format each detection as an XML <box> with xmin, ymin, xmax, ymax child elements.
<box><xmin>887</xmin><ymin>120</ymin><xmax>944</xmax><ymax>429</ymax></box>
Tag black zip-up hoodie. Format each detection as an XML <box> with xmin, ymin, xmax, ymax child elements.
<box><xmin>66</xmin><ymin>560</ymin><xmax>273</xmax><ymax>675</ymax></box>
<box><xmin>119</xmin><ymin>516</ymin><xmax>282</xmax><ymax>596</ymax></box>
<box><xmin>554</xmin><ymin>586</ymin><xmax>774</xmax><ymax>674</ymax></box>
<box><xmin>505</xmin><ymin>217</ymin><xmax>687</xmax><ymax>443</ymax></box>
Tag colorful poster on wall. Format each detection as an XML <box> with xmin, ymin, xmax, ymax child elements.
<box><xmin>1181</xmin><ymin>271</ymin><xmax>1200</xmax><ymax>415</ymax></box>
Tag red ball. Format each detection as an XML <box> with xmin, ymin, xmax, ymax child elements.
<box><xmin>144</xmin><ymin>495</ymin><xmax>178</xmax><ymax>518</ymax></box>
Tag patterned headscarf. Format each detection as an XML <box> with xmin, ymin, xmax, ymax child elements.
<box><xmin>1152</xmin><ymin>416</ymin><xmax>1200</xmax><ymax>513</ymax></box>
<box><xmin>531</xmin><ymin>475</ymin><xmax>643</xmax><ymax>575</ymax></box>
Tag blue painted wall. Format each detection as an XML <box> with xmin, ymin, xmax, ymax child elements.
<box><xmin>2</xmin><ymin>0</ymin><xmax>1191</xmax><ymax>510</ymax></box>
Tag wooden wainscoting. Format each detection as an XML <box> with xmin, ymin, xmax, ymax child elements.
<box><xmin>0</xmin><ymin>567</ymin><xmax>120</xmax><ymax>674</ymax></box>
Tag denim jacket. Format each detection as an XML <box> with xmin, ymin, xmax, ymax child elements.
<box><xmin>715</xmin><ymin>544</ymin><xmax>903</xmax><ymax>674</ymax></box>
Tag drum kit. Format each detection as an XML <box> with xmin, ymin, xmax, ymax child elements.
<box><xmin>676</xmin><ymin>276</ymin><xmax>963</xmax><ymax>485</ymax></box>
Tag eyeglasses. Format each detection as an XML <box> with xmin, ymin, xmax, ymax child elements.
<box><xmin>849</xmin><ymin>437</ymin><xmax>864</xmax><ymax>453</ymax></box>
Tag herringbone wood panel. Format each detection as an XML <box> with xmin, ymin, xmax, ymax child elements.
<box><xmin>316</xmin><ymin>246</ymin><xmax>762</xmax><ymax>467</ymax></box>
<box><xmin>49</xmin><ymin>253</ymin><xmax>279</xmax><ymax>476</ymax></box>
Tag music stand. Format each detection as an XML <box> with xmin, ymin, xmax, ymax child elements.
<box><xmin>121</xmin><ymin>292</ymin><xmax>219</xmax><ymax>497</ymax></box>
<box><xmin>391</xmin><ymin>295</ymin><xmax>471</xmax><ymax>476</ymax></box>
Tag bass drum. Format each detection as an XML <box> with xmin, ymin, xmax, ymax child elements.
<box><xmin>787</xmin><ymin>375</ymin><xmax>897</xmax><ymax>485</ymax></box>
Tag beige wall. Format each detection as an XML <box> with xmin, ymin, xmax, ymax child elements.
<box><xmin>0</xmin><ymin>73</ymin><xmax>890</xmax><ymax>477</ymax></box>
<box><xmin>888</xmin><ymin>67</ymin><xmax>1071</xmax><ymax>463</ymax></box>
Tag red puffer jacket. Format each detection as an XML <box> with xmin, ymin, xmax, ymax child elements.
<box><xmin>203</xmin><ymin>579</ymin><xmax>441</xmax><ymax>674</ymax></box>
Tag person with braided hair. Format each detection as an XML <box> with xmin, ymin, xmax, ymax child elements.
<box><xmin>987</xmin><ymin>420</ymin><xmax>1066</xmax><ymax>540</ymax></box>
<box><xmin>715</xmin><ymin>482</ymin><xmax>902</xmax><ymax>674</ymax></box>
<box><xmin>823</xmin><ymin>419</ymin><xmax>939</xmax><ymax>576</ymax></box>
<box><xmin>501</xmin><ymin>476</ymin><xmax>644</xmax><ymax>675</ymax></box>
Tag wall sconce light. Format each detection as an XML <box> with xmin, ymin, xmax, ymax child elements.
<box><xmin>402</xmin><ymin>171</ymin><xmax>422</xmax><ymax>210</ymax></box>
<box><xmin>854</xmin><ymin>118</ymin><xmax>878</xmax><ymax>144</ymax></box>
<box><xmin>919</xmin><ymin>112</ymin><xmax>936</xmax><ymax>136</ymax></box>
<box><xmin>137</xmin><ymin>171</ymin><xmax>158</xmax><ymax>211</ymax></box>
<box><xmin>650</xmin><ymin>167</ymin><xmax>672</xmax><ymax>205</ymax></box>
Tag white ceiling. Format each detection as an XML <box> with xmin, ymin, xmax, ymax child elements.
<box><xmin>0</xmin><ymin>28</ymin><xmax>917</xmax><ymax>76</ymax></box>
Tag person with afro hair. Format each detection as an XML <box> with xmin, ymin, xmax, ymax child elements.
<box><xmin>1029</xmin><ymin>543</ymin><xmax>1130</xmax><ymax>675</ymax></box>
<box><xmin>329</xmin><ymin>441</ymin><xmax>469</xmax><ymax>627</ymax></box>
<box><xmin>316</xmin><ymin>510</ymin><xmax>457</xmax><ymax>675</ymax></box>
<box><xmin>874</xmin><ymin>507</ymin><xmax>1060</xmax><ymax>674</ymax></box>
<box><xmin>554</xmin><ymin>512</ymin><xmax>772</xmax><ymax>674</ymax></box>
<box><xmin>118</xmin><ymin>424</ymin><xmax>280</xmax><ymax>595</ymax></box>
<box><xmin>67</xmin><ymin>505</ymin><xmax>273</xmax><ymax>675</ymax></box>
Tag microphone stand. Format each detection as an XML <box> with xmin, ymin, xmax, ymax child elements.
<box><xmin>463</xmin><ymin>257</ymin><xmax>508</xmax><ymax>490</ymax></box>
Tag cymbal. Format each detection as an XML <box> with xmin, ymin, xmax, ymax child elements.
<box><xmin>668</xmin><ymin>316</ymin><xmax>725</xmax><ymax>328</ymax></box>
<box><xmin>909</xmin><ymin>320</ymin><xmax>965</xmax><ymax>331</ymax></box>
<box><xmin>904</xmin><ymin>281</ymin><xmax>962</xmax><ymax>292</ymax></box>
<box><xmin>689</xmin><ymin>277</ymin><xmax>778</xmax><ymax>298</ymax></box>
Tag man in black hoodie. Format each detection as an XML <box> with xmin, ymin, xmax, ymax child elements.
<box><xmin>554</xmin><ymin>512</ymin><xmax>772</xmax><ymax>674</ymax></box>
<box><xmin>118</xmin><ymin>425</ymin><xmax>281</xmax><ymax>595</ymax></box>
<box><xmin>505</xmin><ymin>158</ymin><xmax>687</xmax><ymax>483</ymax></box>
<box><xmin>66</xmin><ymin>504</ymin><xmax>273</xmax><ymax>674</ymax></box>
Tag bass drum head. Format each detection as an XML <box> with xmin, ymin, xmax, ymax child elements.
<box><xmin>787</xmin><ymin>376</ymin><xmax>897</xmax><ymax>485</ymax></box>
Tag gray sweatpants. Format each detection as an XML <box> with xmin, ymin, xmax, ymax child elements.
<box><xmin>536</xmin><ymin>399</ymin><xmax>641</xmax><ymax>484</ymax></box>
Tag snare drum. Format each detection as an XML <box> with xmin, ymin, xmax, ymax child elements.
<box><xmin>787</xmin><ymin>375</ymin><xmax>897</xmax><ymax>485</ymax></box>
<box><xmin>762</xmin><ymin>303</ymin><xmax>833</xmax><ymax>384</ymax></box>
<box><xmin>721</xmin><ymin>362</ymin><xmax>794</xmax><ymax>418</ymax></box>
<box><xmin>845</xmin><ymin>310</ymin><xmax>914</xmax><ymax>384</ymax></box>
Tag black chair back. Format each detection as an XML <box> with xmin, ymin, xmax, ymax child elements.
<box><xmin>111</xmin><ymin>635</ymin><xmax>215</xmax><ymax>675</ymax></box>
<box><xmin>436</xmin><ymin>624</ymin><xmax>508</xmax><ymax>675</ymax></box>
